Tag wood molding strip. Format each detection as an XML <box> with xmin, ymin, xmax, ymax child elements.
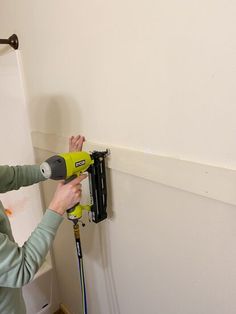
<box><xmin>32</xmin><ymin>131</ymin><xmax>236</xmax><ymax>206</ymax></box>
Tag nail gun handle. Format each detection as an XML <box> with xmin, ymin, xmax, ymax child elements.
<box><xmin>65</xmin><ymin>174</ymin><xmax>80</xmax><ymax>210</ymax></box>
<box><xmin>64</xmin><ymin>174</ymin><xmax>78</xmax><ymax>184</ymax></box>
<box><xmin>65</xmin><ymin>174</ymin><xmax>91</xmax><ymax>222</ymax></box>
<box><xmin>64</xmin><ymin>175</ymin><xmax>81</xmax><ymax>218</ymax></box>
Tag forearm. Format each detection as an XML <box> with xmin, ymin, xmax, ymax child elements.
<box><xmin>0</xmin><ymin>165</ymin><xmax>46</xmax><ymax>193</ymax></box>
<box><xmin>0</xmin><ymin>209</ymin><xmax>63</xmax><ymax>288</ymax></box>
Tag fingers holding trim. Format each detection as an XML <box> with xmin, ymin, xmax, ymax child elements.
<box><xmin>69</xmin><ymin>135</ymin><xmax>86</xmax><ymax>152</ymax></box>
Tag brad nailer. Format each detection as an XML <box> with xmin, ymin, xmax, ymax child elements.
<box><xmin>40</xmin><ymin>150</ymin><xmax>109</xmax><ymax>223</ymax></box>
<box><xmin>40</xmin><ymin>150</ymin><xmax>109</xmax><ymax>314</ymax></box>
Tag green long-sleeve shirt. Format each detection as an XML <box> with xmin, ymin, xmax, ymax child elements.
<box><xmin>0</xmin><ymin>165</ymin><xmax>63</xmax><ymax>314</ymax></box>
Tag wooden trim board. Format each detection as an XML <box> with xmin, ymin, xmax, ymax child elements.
<box><xmin>32</xmin><ymin>131</ymin><xmax>236</xmax><ymax>206</ymax></box>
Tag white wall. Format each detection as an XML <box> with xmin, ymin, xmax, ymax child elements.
<box><xmin>1</xmin><ymin>1</ymin><xmax>236</xmax><ymax>167</ymax></box>
<box><xmin>1</xmin><ymin>1</ymin><xmax>236</xmax><ymax>314</ymax></box>
<box><xmin>0</xmin><ymin>49</ymin><xmax>60</xmax><ymax>314</ymax></box>
<box><xmin>0</xmin><ymin>49</ymin><xmax>43</xmax><ymax>245</ymax></box>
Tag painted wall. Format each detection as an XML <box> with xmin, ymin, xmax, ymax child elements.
<box><xmin>0</xmin><ymin>50</ymin><xmax>43</xmax><ymax>245</ymax></box>
<box><xmin>1</xmin><ymin>1</ymin><xmax>236</xmax><ymax>314</ymax></box>
<box><xmin>1</xmin><ymin>0</ymin><xmax>236</xmax><ymax>167</ymax></box>
<box><xmin>0</xmin><ymin>49</ymin><xmax>60</xmax><ymax>314</ymax></box>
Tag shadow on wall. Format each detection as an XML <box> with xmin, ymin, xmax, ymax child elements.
<box><xmin>99</xmin><ymin>169</ymin><xmax>120</xmax><ymax>314</ymax></box>
<box><xmin>0</xmin><ymin>45</ymin><xmax>11</xmax><ymax>56</ymax></box>
<box><xmin>31</xmin><ymin>94</ymin><xmax>82</xmax><ymax>136</ymax></box>
<box><xmin>99</xmin><ymin>224</ymin><xmax>121</xmax><ymax>314</ymax></box>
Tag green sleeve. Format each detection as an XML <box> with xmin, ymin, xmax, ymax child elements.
<box><xmin>0</xmin><ymin>209</ymin><xmax>63</xmax><ymax>288</ymax></box>
<box><xmin>0</xmin><ymin>165</ymin><xmax>46</xmax><ymax>193</ymax></box>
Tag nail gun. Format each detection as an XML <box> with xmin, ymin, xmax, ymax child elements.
<box><xmin>40</xmin><ymin>149</ymin><xmax>109</xmax><ymax>314</ymax></box>
<box><xmin>40</xmin><ymin>150</ymin><xmax>109</xmax><ymax>224</ymax></box>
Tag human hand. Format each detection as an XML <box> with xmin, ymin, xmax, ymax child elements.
<box><xmin>49</xmin><ymin>174</ymin><xmax>87</xmax><ymax>215</ymax></box>
<box><xmin>69</xmin><ymin>135</ymin><xmax>85</xmax><ymax>152</ymax></box>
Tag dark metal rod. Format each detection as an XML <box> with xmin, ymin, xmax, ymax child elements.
<box><xmin>0</xmin><ymin>39</ymin><xmax>9</xmax><ymax>44</ymax></box>
<box><xmin>0</xmin><ymin>34</ymin><xmax>19</xmax><ymax>50</ymax></box>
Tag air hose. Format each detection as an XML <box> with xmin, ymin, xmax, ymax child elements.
<box><xmin>73</xmin><ymin>223</ymin><xmax>88</xmax><ymax>314</ymax></box>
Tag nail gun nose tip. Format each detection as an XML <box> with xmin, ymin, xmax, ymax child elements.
<box><xmin>40</xmin><ymin>162</ymin><xmax>52</xmax><ymax>179</ymax></box>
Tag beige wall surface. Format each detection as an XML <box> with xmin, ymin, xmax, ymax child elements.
<box><xmin>1</xmin><ymin>1</ymin><xmax>236</xmax><ymax>314</ymax></box>
<box><xmin>1</xmin><ymin>0</ymin><xmax>236</xmax><ymax>166</ymax></box>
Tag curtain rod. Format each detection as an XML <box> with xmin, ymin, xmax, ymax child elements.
<box><xmin>0</xmin><ymin>34</ymin><xmax>19</xmax><ymax>50</ymax></box>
